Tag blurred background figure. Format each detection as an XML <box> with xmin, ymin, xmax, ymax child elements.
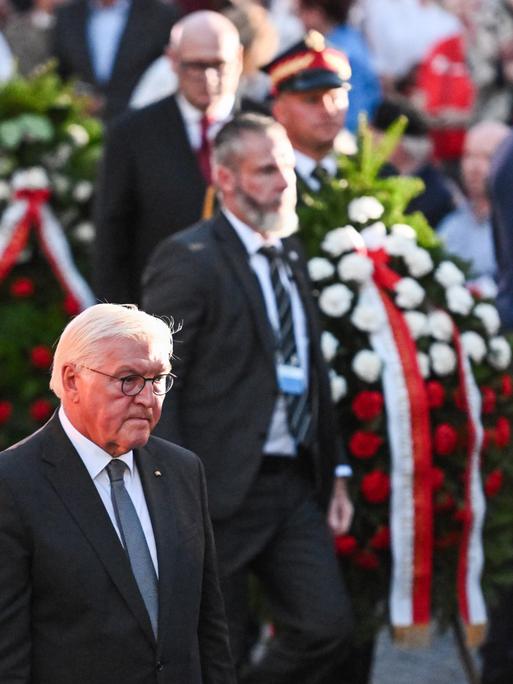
<box><xmin>371</xmin><ymin>97</ymin><xmax>457</xmax><ymax>229</ymax></box>
<box><xmin>295</xmin><ymin>0</ymin><xmax>381</xmax><ymax>133</ymax></box>
<box><xmin>437</xmin><ymin>120</ymin><xmax>510</xmax><ymax>298</ymax></box>
<box><xmin>3</xmin><ymin>0</ymin><xmax>65</xmax><ymax>76</ymax></box>
<box><xmin>53</xmin><ymin>0</ymin><xmax>179</xmax><ymax>120</ymax></box>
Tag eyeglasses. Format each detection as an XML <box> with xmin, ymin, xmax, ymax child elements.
<box><xmin>178</xmin><ymin>60</ymin><xmax>229</xmax><ymax>75</ymax></box>
<box><xmin>81</xmin><ymin>366</ymin><xmax>174</xmax><ymax>396</ymax></box>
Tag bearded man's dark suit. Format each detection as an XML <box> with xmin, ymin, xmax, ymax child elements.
<box><xmin>54</xmin><ymin>0</ymin><xmax>178</xmax><ymax>121</ymax></box>
<box><xmin>0</xmin><ymin>414</ymin><xmax>235</xmax><ymax>684</ymax></box>
<box><xmin>142</xmin><ymin>213</ymin><xmax>353</xmax><ymax>681</ymax></box>
<box><xmin>94</xmin><ymin>94</ymin><xmax>210</xmax><ymax>306</ymax></box>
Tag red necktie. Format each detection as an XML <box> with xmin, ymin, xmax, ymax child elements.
<box><xmin>197</xmin><ymin>114</ymin><xmax>212</xmax><ymax>184</ymax></box>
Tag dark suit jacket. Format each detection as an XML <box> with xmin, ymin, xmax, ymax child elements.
<box><xmin>54</xmin><ymin>0</ymin><xmax>178</xmax><ymax>120</ymax></box>
<box><xmin>0</xmin><ymin>414</ymin><xmax>235</xmax><ymax>684</ymax></box>
<box><xmin>142</xmin><ymin>213</ymin><xmax>346</xmax><ymax>521</ymax></box>
<box><xmin>94</xmin><ymin>94</ymin><xmax>208</xmax><ymax>305</ymax></box>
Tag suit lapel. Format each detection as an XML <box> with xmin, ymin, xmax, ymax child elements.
<box><xmin>70</xmin><ymin>2</ymin><xmax>96</xmax><ymax>84</ymax></box>
<box><xmin>213</xmin><ymin>216</ymin><xmax>276</xmax><ymax>362</ymax></box>
<box><xmin>108</xmin><ymin>0</ymin><xmax>143</xmax><ymax>88</ymax></box>
<box><xmin>135</xmin><ymin>444</ymin><xmax>177</xmax><ymax>646</ymax></box>
<box><xmin>41</xmin><ymin>417</ymin><xmax>155</xmax><ymax>646</ymax></box>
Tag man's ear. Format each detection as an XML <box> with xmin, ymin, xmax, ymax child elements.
<box><xmin>61</xmin><ymin>363</ymin><xmax>80</xmax><ymax>403</ymax></box>
<box><xmin>212</xmin><ymin>163</ymin><xmax>235</xmax><ymax>195</ymax></box>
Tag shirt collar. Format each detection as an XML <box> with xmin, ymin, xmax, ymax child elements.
<box><xmin>293</xmin><ymin>148</ymin><xmax>337</xmax><ymax>181</ymax></box>
<box><xmin>222</xmin><ymin>208</ymin><xmax>283</xmax><ymax>256</ymax></box>
<box><xmin>176</xmin><ymin>92</ymin><xmax>236</xmax><ymax>126</ymax></box>
<box><xmin>58</xmin><ymin>405</ymin><xmax>134</xmax><ymax>480</ymax></box>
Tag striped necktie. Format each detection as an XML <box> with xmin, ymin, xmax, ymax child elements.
<box><xmin>259</xmin><ymin>245</ymin><xmax>312</xmax><ymax>446</ymax></box>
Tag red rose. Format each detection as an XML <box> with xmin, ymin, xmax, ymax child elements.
<box><xmin>482</xmin><ymin>428</ymin><xmax>494</xmax><ymax>453</ymax></box>
<box><xmin>494</xmin><ymin>417</ymin><xmax>511</xmax><ymax>448</ymax></box>
<box><xmin>335</xmin><ymin>534</ymin><xmax>358</xmax><ymax>556</ymax></box>
<box><xmin>30</xmin><ymin>398</ymin><xmax>53</xmax><ymax>423</ymax></box>
<box><xmin>30</xmin><ymin>345</ymin><xmax>53</xmax><ymax>370</ymax></box>
<box><xmin>485</xmin><ymin>469</ymin><xmax>504</xmax><ymax>497</ymax></box>
<box><xmin>426</xmin><ymin>381</ymin><xmax>445</xmax><ymax>409</ymax></box>
<box><xmin>351</xmin><ymin>391</ymin><xmax>384</xmax><ymax>421</ymax></box>
<box><xmin>435</xmin><ymin>531</ymin><xmax>460</xmax><ymax>549</ymax></box>
<box><xmin>433</xmin><ymin>423</ymin><xmax>458</xmax><ymax>456</ymax></box>
<box><xmin>482</xmin><ymin>387</ymin><xmax>497</xmax><ymax>415</ymax></box>
<box><xmin>435</xmin><ymin>493</ymin><xmax>456</xmax><ymax>512</ymax></box>
<box><xmin>431</xmin><ymin>467</ymin><xmax>445</xmax><ymax>491</ymax></box>
<box><xmin>353</xmin><ymin>550</ymin><xmax>380</xmax><ymax>570</ymax></box>
<box><xmin>370</xmin><ymin>526</ymin><xmax>390</xmax><ymax>550</ymax></box>
<box><xmin>501</xmin><ymin>374</ymin><xmax>513</xmax><ymax>398</ymax></box>
<box><xmin>349</xmin><ymin>431</ymin><xmax>383</xmax><ymax>459</ymax></box>
<box><xmin>10</xmin><ymin>277</ymin><xmax>35</xmax><ymax>298</ymax></box>
<box><xmin>0</xmin><ymin>400</ymin><xmax>13</xmax><ymax>425</ymax></box>
<box><xmin>63</xmin><ymin>295</ymin><xmax>80</xmax><ymax>317</ymax></box>
<box><xmin>361</xmin><ymin>471</ymin><xmax>390</xmax><ymax>504</ymax></box>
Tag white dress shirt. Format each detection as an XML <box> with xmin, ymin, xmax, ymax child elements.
<box><xmin>224</xmin><ymin>209</ymin><xmax>309</xmax><ymax>456</ymax></box>
<box><xmin>87</xmin><ymin>0</ymin><xmax>131</xmax><ymax>84</ymax></box>
<box><xmin>176</xmin><ymin>92</ymin><xmax>235</xmax><ymax>151</ymax></box>
<box><xmin>58</xmin><ymin>406</ymin><xmax>159</xmax><ymax>575</ymax></box>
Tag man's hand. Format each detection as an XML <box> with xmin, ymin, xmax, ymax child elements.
<box><xmin>327</xmin><ymin>478</ymin><xmax>353</xmax><ymax>536</ymax></box>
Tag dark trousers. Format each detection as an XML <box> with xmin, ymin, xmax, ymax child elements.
<box><xmin>482</xmin><ymin>584</ymin><xmax>513</xmax><ymax>684</ymax></box>
<box><xmin>213</xmin><ymin>458</ymin><xmax>353</xmax><ymax>684</ymax></box>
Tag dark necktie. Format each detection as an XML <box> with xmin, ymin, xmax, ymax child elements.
<box><xmin>259</xmin><ymin>246</ymin><xmax>312</xmax><ymax>446</ymax></box>
<box><xmin>107</xmin><ymin>459</ymin><xmax>159</xmax><ymax>637</ymax></box>
<box><xmin>311</xmin><ymin>164</ymin><xmax>329</xmax><ymax>186</ymax></box>
<box><xmin>197</xmin><ymin>114</ymin><xmax>212</xmax><ymax>184</ymax></box>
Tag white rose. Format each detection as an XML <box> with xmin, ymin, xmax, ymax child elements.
<box><xmin>318</xmin><ymin>283</ymin><xmax>353</xmax><ymax>317</ymax></box>
<box><xmin>52</xmin><ymin>174</ymin><xmax>70</xmax><ymax>195</ymax></box>
<box><xmin>321</xmin><ymin>331</ymin><xmax>339</xmax><ymax>362</ymax></box>
<box><xmin>351</xmin><ymin>302</ymin><xmax>385</xmax><ymax>332</ymax></box>
<box><xmin>330</xmin><ymin>371</ymin><xmax>348</xmax><ymax>402</ymax></box>
<box><xmin>487</xmin><ymin>336</ymin><xmax>512</xmax><ymax>370</ymax></box>
<box><xmin>446</xmin><ymin>285</ymin><xmax>474</xmax><ymax>316</ymax></box>
<box><xmin>348</xmin><ymin>196</ymin><xmax>385</xmax><ymax>224</ymax></box>
<box><xmin>337</xmin><ymin>253</ymin><xmax>374</xmax><ymax>283</ymax></box>
<box><xmin>72</xmin><ymin>180</ymin><xmax>93</xmax><ymax>202</ymax></box>
<box><xmin>12</xmin><ymin>167</ymin><xmax>49</xmax><ymax>190</ymax></box>
<box><xmin>352</xmin><ymin>349</ymin><xmax>382</xmax><ymax>383</ymax></box>
<box><xmin>308</xmin><ymin>257</ymin><xmax>335</xmax><ymax>281</ymax></box>
<box><xmin>427</xmin><ymin>310</ymin><xmax>453</xmax><ymax>342</ymax></box>
<box><xmin>391</xmin><ymin>223</ymin><xmax>416</xmax><ymax>240</ymax></box>
<box><xmin>434</xmin><ymin>261</ymin><xmax>465</xmax><ymax>288</ymax></box>
<box><xmin>0</xmin><ymin>180</ymin><xmax>10</xmax><ymax>201</ymax></box>
<box><xmin>460</xmin><ymin>331</ymin><xmax>487</xmax><ymax>364</ymax></box>
<box><xmin>73</xmin><ymin>221</ymin><xmax>95</xmax><ymax>243</ymax></box>
<box><xmin>429</xmin><ymin>342</ymin><xmax>457</xmax><ymax>376</ymax></box>
<box><xmin>67</xmin><ymin>123</ymin><xmax>89</xmax><ymax>147</ymax></box>
<box><xmin>404</xmin><ymin>311</ymin><xmax>428</xmax><ymax>340</ymax></box>
<box><xmin>473</xmin><ymin>302</ymin><xmax>500</xmax><ymax>336</ymax></box>
<box><xmin>394</xmin><ymin>278</ymin><xmax>425</xmax><ymax>309</ymax></box>
<box><xmin>417</xmin><ymin>352</ymin><xmax>430</xmax><ymax>378</ymax></box>
<box><xmin>385</xmin><ymin>234</ymin><xmax>415</xmax><ymax>258</ymax></box>
<box><xmin>360</xmin><ymin>221</ymin><xmax>386</xmax><ymax>250</ymax></box>
<box><xmin>321</xmin><ymin>225</ymin><xmax>361</xmax><ymax>257</ymax></box>
<box><xmin>404</xmin><ymin>247</ymin><xmax>434</xmax><ymax>278</ymax></box>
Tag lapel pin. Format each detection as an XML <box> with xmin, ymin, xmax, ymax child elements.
<box><xmin>288</xmin><ymin>250</ymin><xmax>299</xmax><ymax>261</ymax></box>
<box><xmin>153</xmin><ymin>470</ymin><xmax>162</xmax><ymax>478</ymax></box>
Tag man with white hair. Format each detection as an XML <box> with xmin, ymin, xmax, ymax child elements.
<box><xmin>94</xmin><ymin>10</ymin><xmax>243</xmax><ymax>305</ymax></box>
<box><xmin>0</xmin><ymin>303</ymin><xmax>235</xmax><ymax>684</ymax></box>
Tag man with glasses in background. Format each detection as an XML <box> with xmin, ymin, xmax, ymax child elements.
<box><xmin>94</xmin><ymin>9</ymin><xmax>243</xmax><ymax>306</ymax></box>
<box><xmin>0</xmin><ymin>303</ymin><xmax>235</xmax><ymax>684</ymax></box>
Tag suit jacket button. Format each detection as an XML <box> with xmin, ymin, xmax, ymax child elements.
<box><xmin>156</xmin><ymin>661</ymin><xmax>164</xmax><ymax>672</ymax></box>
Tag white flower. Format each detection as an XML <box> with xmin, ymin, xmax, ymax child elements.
<box><xmin>0</xmin><ymin>180</ymin><xmax>10</xmax><ymax>201</ymax></box>
<box><xmin>473</xmin><ymin>302</ymin><xmax>500</xmax><ymax>336</ymax></box>
<box><xmin>404</xmin><ymin>311</ymin><xmax>428</xmax><ymax>340</ymax></box>
<box><xmin>52</xmin><ymin>174</ymin><xmax>70</xmax><ymax>195</ymax></box>
<box><xmin>417</xmin><ymin>352</ymin><xmax>430</xmax><ymax>378</ymax></box>
<box><xmin>72</xmin><ymin>180</ymin><xmax>93</xmax><ymax>202</ymax></box>
<box><xmin>11</xmin><ymin>166</ymin><xmax>49</xmax><ymax>190</ymax></box>
<box><xmin>360</xmin><ymin>221</ymin><xmax>386</xmax><ymax>250</ymax></box>
<box><xmin>391</xmin><ymin>223</ymin><xmax>416</xmax><ymax>240</ymax></box>
<box><xmin>460</xmin><ymin>331</ymin><xmax>487</xmax><ymax>364</ymax></box>
<box><xmin>488</xmin><ymin>336</ymin><xmax>512</xmax><ymax>370</ymax></box>
<box><xmin>351</xmin><ymin>302</ymin><xmax>385</xmax><ymax>332</ymax></box>
<box><xmin>427</xmin><ymin>310</ymin><xmax>453</xmax><ymax>341</ymax></box>
<box><xmin>394</xmin><ymin>278</ymin><xmax>425</xmax><ymax>309</ymax></box>
<box><xmin>318</xmin><ymin>283</ymin><xmax>353</xmax><ymax>317</ymax></box>
<box><xmin>73</xmin><ymin>221</ymin><xmax>95</xmax><ymax>243</ymax></box>
<box><xmin>330</xmin><ymin>371</ymin><xmax>348</xmax><ymax>402</ymax></box>
<box><xmin>321</xmin><ymin>331</ymin><xmax>339</xmax><ymax>362</ymax></box>
<box><xmin>434</xmin><ymin>261</ymin><xmax>465</xmax><ymax>288</ymax></box>
<box><xmin>348</xmin><ymin>196</ymin><xmax>385</xmax><ymax>224</ymax></box>
<box><xmin>321</xmin><ymin>225</ymin><xmax>362</xmax><ymax>257</ymax></box>
<box><xmin>385</xmin><ymin>234</ymin><xmax>415</xmax><ymax>258</ymax></box>
<box><xmin>404</xmin><ymin>247</ymin><xmax>434</xmax><ymax>278</ymax></box>
<box><xmin>446</xmin><ymin>285</ymin><xmax>474</xmax><ymax>316</ymax></box>
<box><xmin>308</xmin><ymin>257</ymin><xmax>335</xmax><ymax>281</ymax></box>
<box><xmin>337</xmin><ymin>253</ymin><xmax>374</xmax><ymax>283</ymax></box>
<box><xmin>67</xmin><ymin>123</ymin><xmax>89</xmax><ymax>147</ymax></box>
<box><xmin>429</xmin><ymin>342</ymin><xmax>457</xmax><ymax>376</ymax></box>
<box><xmin>55</xmin><ymin>143</ymin><xmax>72</xmax><ymax>165</ymax></box>
<box><xmin>352</xmin><ymin>349</ymin><xmax>382</xmax><ymax>383</ymax></box>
